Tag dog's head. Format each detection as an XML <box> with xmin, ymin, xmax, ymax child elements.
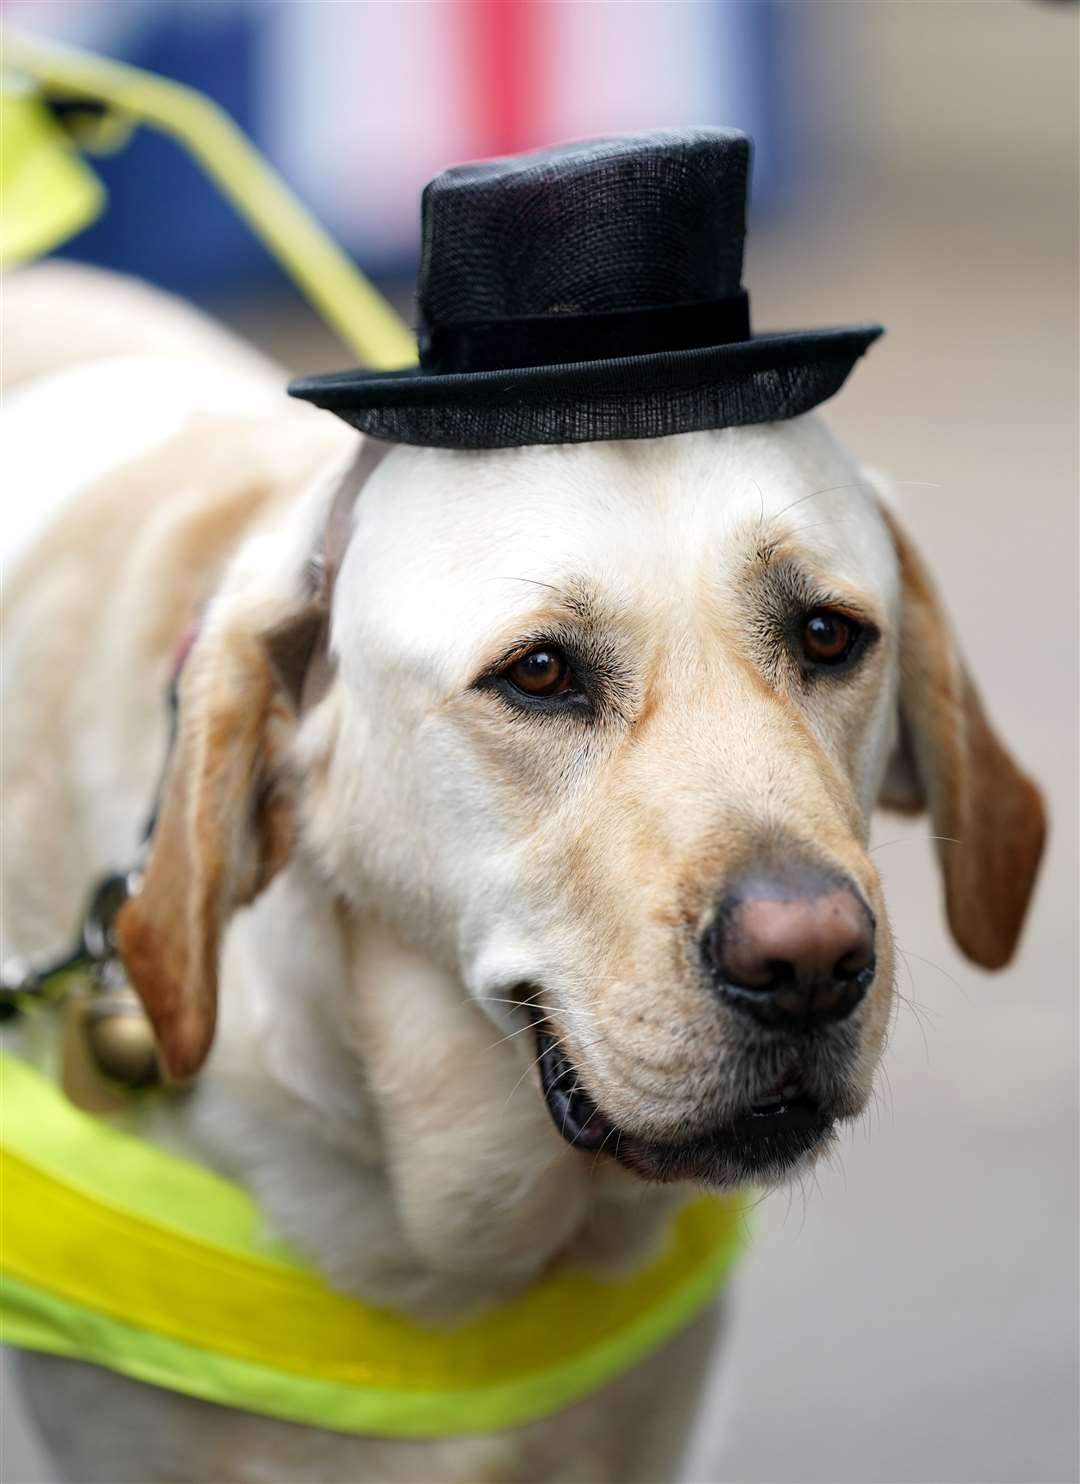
<box><xmin>119</xmin><ymin>416</ymin><xmax>1044</xmax><ymax>1188</ymax></box>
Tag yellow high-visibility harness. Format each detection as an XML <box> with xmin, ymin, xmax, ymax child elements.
<box><xmin>1</xmin><ymin>1054</ymin><xmax>745</xmax><ymax>1437</ymax></box>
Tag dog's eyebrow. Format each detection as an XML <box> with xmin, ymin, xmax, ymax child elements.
<box><xmin>473</xmin><ymin>577</ymin><xmax>632</xmax><ymax>683</ymax></box>
<box><xmin>559</xmin><ymin>581</ymin><xmax>609</xmax><ymax>627</ymax></box>
<box><xmin>750</xmin><ymin>554</ymin><xmax>882</xmax><ymax>627</ymax></box>
<box><xmin>484</xmin><ymin>576</ymin><xmax>623</xmax><ymax>647</ymax></box>
<box><xmin>495</xmin><ymin>575</ymin><xmax>601</xmax><ymax>622</ymax></box>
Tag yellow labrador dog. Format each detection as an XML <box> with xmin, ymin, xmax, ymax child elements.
<box><xmin>1</xmin><ymin>265</ymin><xmax>1044</xmax><ymax>1484</ymax></box>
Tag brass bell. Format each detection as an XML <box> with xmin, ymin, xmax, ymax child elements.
<box><xmin>82</xmin><ymin>987</ymin><xmax>161</xmax><ymax>1090</ymax></box>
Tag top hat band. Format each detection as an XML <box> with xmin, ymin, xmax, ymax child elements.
<box><xmin>419</xmin><ymin>291</ymin><xmax>751</xmax><ymax>375</ymax></box>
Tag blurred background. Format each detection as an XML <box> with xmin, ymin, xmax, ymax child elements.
<box><xmin>2</xmin><ymin>2</ymin><xmax>1077</xmax><ymax>1481</ymax></box>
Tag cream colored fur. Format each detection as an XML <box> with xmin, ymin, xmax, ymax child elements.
<box><xmin>1</xmin><ymin>267</ymin><xmax>1043</xmax><ymax>1484</ymax></box>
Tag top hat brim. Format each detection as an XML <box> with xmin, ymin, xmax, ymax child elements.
<box><xmin>288</xmin><ymin>325</ymin><xmax>883</xmax><ymax>450</ymax></box>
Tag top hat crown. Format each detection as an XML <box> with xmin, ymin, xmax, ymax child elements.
<box><xmin>417</xmin><ymin>129</ymin><xmax>750</xmax><ymax>370</ymax></box>
<box><xmin>290</xmin><ymin>128</ymin><xmax>881</xmax><ymax>449</ymax></box>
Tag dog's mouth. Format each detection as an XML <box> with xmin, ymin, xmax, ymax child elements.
<box><xmin>535</xmin><ymin>1025</ymin><xmax>615</xmax><ymax>1153</ymax></box>
<box><xmin>535</xmin><ymin>1024</ymin><xmax>835</xmax><ymax>1185</ymax></box>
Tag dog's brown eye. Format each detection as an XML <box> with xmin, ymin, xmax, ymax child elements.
<box><xmin>801</xmin><ymin>610</ymin><xmax>859</xmax><ymax>666</ymax></box>
<box><xmin>505</xmin><ymin>648</ymin><xmax>572</xmax><ymax>696</ymax></box>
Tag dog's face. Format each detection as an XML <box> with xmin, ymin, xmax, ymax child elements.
<box><xmin>317</xmin><ymin>420</ymin><xmax>897</xmax><ymax>1185</ymax></box>
<box><xmin>304</xmin><ymin>416</ymin><xmax>1041</xmax><ymax>1186</ymax></box>
<box><xmin>120</xmin><ymin>416</ymin><xmax>1044</xmax><ymax>1191</ymax></box>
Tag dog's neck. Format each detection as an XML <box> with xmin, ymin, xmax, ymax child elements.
<box><xmin>161</xmin><ymin>856</ymin><xmax>682</xmax><ymax>1324</ymax></box>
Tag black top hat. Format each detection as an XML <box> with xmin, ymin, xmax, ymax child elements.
<box><xmin>289</xmin><ymin>129</ymin><xmax>882</xmax><ymax>450</ymax></box>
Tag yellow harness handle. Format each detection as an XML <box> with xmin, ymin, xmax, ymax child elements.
<box><xmin>1</xmin><ymin>29</ymin><xmax>417</xmax><ymax>369</ymax></box>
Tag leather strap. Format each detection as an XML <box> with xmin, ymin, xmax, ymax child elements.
<box><xmin>265</xmin><ymin>437</ymin><xmax>390</xmax><ymax>713</ymax></box>
<box><xmin>320</xmin><ymin>436</ymin><xmax>388</xmax><ymax>594</ymax></box>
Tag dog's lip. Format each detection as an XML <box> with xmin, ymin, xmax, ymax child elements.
<box><xmin>534</xmin><ymin>1025</ymin><xmax>834</xmax><ymax>1180</ymax></box>
<box><xmin>535</xmin><ymin>1024</ymin><xmax>615</xmax><ymax>1152</ymax></box>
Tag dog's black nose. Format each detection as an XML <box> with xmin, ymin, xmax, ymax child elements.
<box><xmin>703</xmin><ymin>871</ymin><xmax>875</xmax><ymax>1030</ymax></box>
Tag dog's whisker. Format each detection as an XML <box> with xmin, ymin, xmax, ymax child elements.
<box><xmin>869</xmin><ymin>834</ymin><xmax>963</xmax><ymax>854</ymax></box>
<box><xmin>474</xmin><ymin>991</ymin><xmax>547</xmax><ymax>1009</ymax></box>
<box><xmin>739</xmin><ymin>1188</ymin><xmax>772</xmax><ymax>1239</ymax></box>
<box><xmin>824</xmin><ymin>1137</ymin><xmax>848</xmax><ymax>1192</ymax></box>
<box><xmin>502</xmin><ymin>1028</ymin><xmax>610</xmax><ymax>1107</ymax></box>
<box><xmin>893</xmin><ymin>980</ymin><xmax>943</xmax><ymax>1027</ymax></box>
<box><xmin>485</xmin><ymin>1021</ymin><xmax>543</xmax><ymax>1052</ymax></box>
<box><xmin>883</xmin><ymin>963</ymin><xmax>905</xmax><ymax>1052</ymax></box>
<box><xmin>544</xmin><ymin>999</ymin><xmax>614</xmax><ymax>1033</ymax></box>
<box><xmin>876</xmin><ymin>1060</ymin><xmax>897</xmax><ymax>1125</ymax></box>
<box><xmin>893</xmin><ymin>950</ymin><xmax>934</xmax><ymax>1063</ymax></box>
<box><xmin>544</xmin><ymin>1008</ymin><xmax>610</xmax><ymax>1038</ymax></box>
<box><xmin>894</xmin><ymin>943</ymin><xmax>966</xmax><ymax>999</ymax></box>
<box><xmin>501</xmin><ymin>1027</ymin><xmax>579</xmax><ymax>1105</ymax></box>
<box><xmin>480</xmin><ymin>1001</ymin><xmax>600</xmax><ymax>1048</ymax></box>
<box><xmin>793</xmin><ymin>1169</ymin><xmax>811</xmax><ymax>1240</ymax></box>
<box><xmin>808</xmin><ymin>1160</ymin><xmax>826</xmax><ymax>1205</ymax></box>
<box><xmin>489</xmin><ymin>575</ymin><xmax>561</xmax><ymax>593</ymax></box>
<box><xmin>766</xmin><ymin>482</ymin><xmax>862</xmax><ymax>528</ymax></box>
<box><xmin>789</xmin><ymin>514</ymin><xmax>861</xmax><ymax>537</ymax></box>
<box><xmin>473</xmin><ymin>991</ymin><xmax>608</xmax><ymax>1048</ymax></box>
<box><xmin>588</xmin><ymin>1120</ymin><xmax>620</xmax><ymax>1173</ymax></box>
<box><xmin>865</xmin><ymin>1086</ymin><xmax>881</xmax><ymax>1144</ymax></box>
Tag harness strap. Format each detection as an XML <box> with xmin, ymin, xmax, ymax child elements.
<box><xmin>265</xmin><ymin>436</ymin><xmax>390</xmax><ymax>713</ymax></box>
<box><xmin>1</xmin><ymin>1053</ymin><xmax>746</xmax><ymax>1438</ymax></box>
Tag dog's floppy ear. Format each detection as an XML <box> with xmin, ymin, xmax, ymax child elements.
<box><xmin>115</xmin><ymin>595</ymin><xmax>314</xmax><ymax>1080</ymax></box>
<box><xmin>115</xmin><ymin>442</ymin><xmax>386</xmax><ymax>1078</ymax></box>
<box><xmin>877</xmin><ymin>506</ymin><xmax>1045</xmax><ymax>969</ymax></box>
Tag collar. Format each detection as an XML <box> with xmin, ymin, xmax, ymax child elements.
<box><xmin>1</xmin><ymin>1052</ymin><xmax>746</xmax><ymax>1437</ymax></box>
